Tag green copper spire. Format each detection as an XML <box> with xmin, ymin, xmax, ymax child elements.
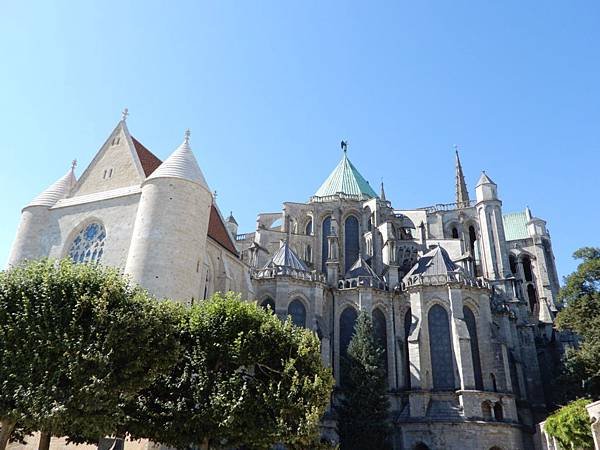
<box><xmin>312</xmin><ymin>147</ymin><xmax>377</xmax><ymax>201</ymax></box>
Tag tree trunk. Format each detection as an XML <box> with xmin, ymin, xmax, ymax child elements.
<box><xmin>0</xmin><ymin>419</ymin><xmax>16</xmax><ymax>450</ymax></box>
<box><xmin>38</xmin><ymin>431</ymin><xmax>51</xmax><ymax>450</ymax></box>
<box><xmin>200</xmin><ymin>437</ymin><xmax>210</xmax><ymax>450</ymax></box>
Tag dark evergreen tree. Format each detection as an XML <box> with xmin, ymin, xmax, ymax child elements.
<box><xmin>336</xmin><ymin>311</ymin><xmax>391</xmax><ymax>450</ymax></box>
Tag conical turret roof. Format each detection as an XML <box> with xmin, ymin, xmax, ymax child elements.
<box><xmin>313</xmin><ymin>151</ymin><xmax>377</xmax><ymax>200</ymax></box>
<box><xmin>27</xmin><ymin>165</ymin><xmax>77</xmax><ymax>208</ymax></box>
<box><xmin>147</xmin><ymin>130</ymin><xmax>208</xmax><ymax>188</ymax></box>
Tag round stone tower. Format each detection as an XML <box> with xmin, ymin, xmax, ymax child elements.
<box><xmin>7</xmin><ymin>165</ymin><xmax>76</xmax><ymax>266</ymax></box>
<box><xmin>124</xmin><ymin>130</ymin><xmax>213</xmax><ymax>302</ymax></box>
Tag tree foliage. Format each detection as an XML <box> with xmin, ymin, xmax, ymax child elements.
<box><xmin>0</xmin><ymin>259</ymin><xmax>182</xmax><ymax>449</ymax></box>
<box><xmin>336</xmin><ymin>311</ymin><xmax>391</xmax><ymax>450</ymax></box>
<box><xmin>555</xmin><ymin>247</ymin><xmax>600</xmax><ymax>399</ymax></box>
<box><xmin>544</xmin><ymin>398</ymin><xmax>594</xmax><ymax>450</ymax></box>
<box><xmin>125</xmin><ymin>292</ymin><xmax>334</xmax><ymax>450</ymax></box>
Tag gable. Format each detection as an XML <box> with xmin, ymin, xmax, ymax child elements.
<box><xmin>71</xmin><ymin>122</ymin><xmax>147</xmax><ymax>197</ymax></box>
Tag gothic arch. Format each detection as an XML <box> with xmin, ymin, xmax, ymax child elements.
<box><xmin>260</xmin><ymin>296</ymin><xmax>276</xmax><ymax>312</ymax></box>
<box><xmin>339</xmin><ymin>306</ymin><xmax>358</xmax><ymax>386</ymax></box>
<box><xmin>463</xmin><ymin>305</ymin><xmax>484</xmax><ymax>390</ymax></box>
<box><xmin>321</xmin><ymin>215</ymin><xmax>332</xmax><ymax>274</ymax></box>
<box><xmin>372</xmin><ymin>308</ymin><xmax>388</xmax><ymax>377</ymax></box>
<box><xmin>428</xmin><ymin>304</ymin><xmax>455</xmax><ymax>390</ymax></box>
<box><xmin>65</xmin><ymin>220</ymin><xmax>107</xmax><ymax>264</ymax></box>
<box><xmin>288</xmin><ymin>298</ymin><xmax>307</xmax><ymax>328</ymax></box>
<box><xmin>343</xmin><ymin>214</ymin><xmax>360</xmax><ymax>273</ymax></box>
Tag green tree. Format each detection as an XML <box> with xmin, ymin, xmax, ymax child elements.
<box><xmin>555</xmin><ymin>247</ymin><xmax>600</xmax><ymax>399</ymax></box>
<box><xmin>544</xmin><ymin>398</ymin><xmax>594</xmax><ymax>450</ymax></box>
<box><xmin>336</xmin><ymin>311</ymin><xmax>391</xmax><ymax>450</ymax></box>
<box><xmin>0</xmin><ymin>259</ymin><xmax>182</xmax><ymax>450</ymax></box>
<box><xmin>125</xmin><ymin>292</ymin><xmax>333</xmax><ymax>450</ymax></box>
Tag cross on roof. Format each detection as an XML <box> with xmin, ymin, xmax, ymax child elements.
<box><xmin>71</xmin><ymin>159</ymin><xmax>77</xmax><ymax>171</ymax></box>
<box><xmin>121</xmin><ymin>108</ymin><xmax>129</xmax><ymax>121</ymax></box>
<box><xmin>340</xmin><ymin>140</ymin><xmax>348</xmax><ymax>153</ymax></box>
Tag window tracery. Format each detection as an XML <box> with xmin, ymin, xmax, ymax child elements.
<box><xmin>68</xmin><ymin>223</ymin><xmax>106</xmax><ymax>264</ymax></box>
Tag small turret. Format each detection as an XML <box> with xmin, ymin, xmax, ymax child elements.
<box><xmin>226</xmin><ymin>211</ymin><xmax>239</xmax><ymax>237</ymax></box>
<box><xmin>475</xmin><ymin>171</ymin><xmax>498</xmax><ymax>202</ymax></box>
<box><xmin>125</xmin><ymin>130</ymin><xmax>213</xmax><ymax>302</ymax></box>
<box><xmin>7</xmin><ymin>163</ymin><xmax>77</xmax><ymax>266</ymax></box>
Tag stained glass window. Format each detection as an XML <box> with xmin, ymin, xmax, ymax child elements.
<box><xmin>428</xmin><ymin>305</ymin><xmax>455</xmax><ymax>390</ymax></box>
<box><xmin>321</xmin><ymin>216</ymin><xmax>331</xmax><ymax>273</ymax></box>
<box><xmin>68</xmin><ymin>223</ymin><xmax>106</xmax><ymax>264</ymax></box>
<box><xmin>339</xmin><ymin>307</ymin><xmax>358</xmax><ymax>386</ymax></box>
<box><xmin>463</xmin><ymin>306</ymin><xmax>483</xmax><ymax>390</ymax></box>
<box><xmin>305</xmin><ymin>219</ymin><xmax>313</xmax><ymax>236</ymax></box>
<box><xmin>261</xmin><ymin>297</ymin><xmax>275</xmax><ymax>312</ymax></box>
<box><xmin>404</xmin><ymin>308</ymin><xmax>412</xmax><ymax>389</ymax></box>
<box><xmin>373</xmin><ymin>308</ymin><xmax>388</xmax><ymax>378</ymax></box>
<box><xmin>288</xmin><ymin>299</ymin><xmax>306</xmax><ymax>327</ymax></box>
<box><xmin>344</xmin><ymin>216</ymin><xmax>359</xmax><ymax>273</ymax></box>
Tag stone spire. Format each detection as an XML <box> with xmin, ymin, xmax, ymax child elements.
<box><xmin>454</xmin><ymin>146</ymin><xmax>470</xmax><ymax>208</ymax></box>
<box><xmin>380</xmin><ymin>180</ymin><xmax>387</xmax><ymax>201</ymax></box>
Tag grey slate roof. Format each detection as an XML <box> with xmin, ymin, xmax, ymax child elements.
<box><xmin>263</xmin><ymin>241</ymin><xmax>308</xmax><ymax>272</ymax></box>
<box><xmin>344</xmin><ymin>257</ymin><xmax>381</xmax><ymax>279</ymax></box>
<box><xmin>403</xmin><ymin>245</ymin><xmax>462</xmax><ymax>279</ymax></box>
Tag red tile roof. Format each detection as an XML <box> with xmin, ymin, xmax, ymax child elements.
<box><xmin>208</xmin><ymin>204</ymin><xmax>239</xmax><ymax>255</ymax></box>
<box><xmin>131</xmin><ymin>136</ymin><xmax>162</xmax><ymax>177</ymax></box>
<box><xmin>130</xmin><ymin>136</ymin><xmax>238</xmax><ymax>256</ymax></box>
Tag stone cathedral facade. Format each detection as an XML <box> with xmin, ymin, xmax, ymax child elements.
<box><xmin>8</xmin><ymin>115</ymin><xmax>563</xmax><ymax>450</ymax></box>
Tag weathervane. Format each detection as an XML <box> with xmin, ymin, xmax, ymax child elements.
<box><xmin>340</xmin><ymin>140</ymin><xmax>348</xmax><ymax>153</ymax></box>
<box><xmin>121</xmin><ymin>108</ymin><xmax>129</xmax><ymax>121</ymax></box>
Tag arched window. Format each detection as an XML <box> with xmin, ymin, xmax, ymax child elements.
<box><xmin>522</xmin><ymin>256</ymin><xmax>533</xmax><ymax>281</ymax></box>
<box><xmin>509</xmin><ymin>255</ymin><xmax>517</xmax><ymax>275</ymax></box>
<box><xmin>261</xmin><ymin>297</ymin><xmax>275</xmax><ymax>312</ymax></box>
<box><xmin>321</xmin><ymin>216</ymin><xmax>331</xmax><ymax>273</ymax></box>
<box><xmin>305</xmin><ymin>219</ymin><xmax>313</xmax><ymax>236</ymax></box>
<box><xmin>287</xmin><ymin>299</ymin><xmax>306</xmax><ymax>327</ymax></box>
<box><xmin>372</xmin><ymin>308</ymin><xmax>388</xmax><ymax>377</ymax></box>
<box><xmin>339</xmin><ymin>307</ymin><xmax>358</xmax><ymax>385</ymax></box>
<box><xmin>527</xmin><ymin>284</ymin><xmax>538</xmax><ymax>314</ymax></box>
<box><xmin>463</xmin><ymin>306</ymin><xmax>483</xmax><ymax>390</ymax></box>
<box><xmin>203</xmin><ymin>267</ymin><xmax>211</xmax><ymax>300</ymax></box>
<box><xmin>490</xmin><ymin>373</ymin><xmax>498</xmax><ymax>392</ymax></box>
<box><xmin>451</xmin><ymin>227</ymin><xmax>459</xmax><ymax>239</ymax></box>
<box><xmin>404</xmin><ymin>308</ymin><xmax>412</xmax><ymax>389</ymax></box>
<box><xmin>481</xmin><ymin>401</ymin><xmax>493</xmax><ymax>420</ymax></box>
<box><xmin>344</xmin><ymin>216</ymin><xmax>360</xmax><ymax>273</ymax></box>
<box><xmin>469</xmin><ymin>225</ymin><xmax>479</xmax><ymax>277</ymax></box>
<box><xmin>493</xmin><ymin>402</ymin><xmax>504</xmax><ymax>421</ymax></box>
<box><xmin>68</xmin><ymin>222</ymin><xmax>106</xmax><ymax>264</ymax></box>
<box><xmin>428</xmin><ymin>305</ymin><xmax>455</xmax><ymax>390</ymax></box>
<box><xmin>305</xmin><ymin>244</ymin><xmax>312</xmax><ymax>263</ymax></box>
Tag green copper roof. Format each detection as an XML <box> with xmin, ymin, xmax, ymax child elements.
<box><xmin>503</xmin><ymin>211</ymin><xmax>530</xmax><ymax>241</ymax></box>
<box><xmin>313</xmin><ymin>152</ymin><xmax>377</xmax><ymax>200</ymax></box>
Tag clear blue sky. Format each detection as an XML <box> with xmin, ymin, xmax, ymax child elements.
<box><xmin>1</xmin><ymin>1</ymin><xmax>599</xmax><ymax>280</ymax></box>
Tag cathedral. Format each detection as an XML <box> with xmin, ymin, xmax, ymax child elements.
<box><xmin>8</xmin><ymin>114</ymin><xmax>563</xmax><ymax>450</ymax></box>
